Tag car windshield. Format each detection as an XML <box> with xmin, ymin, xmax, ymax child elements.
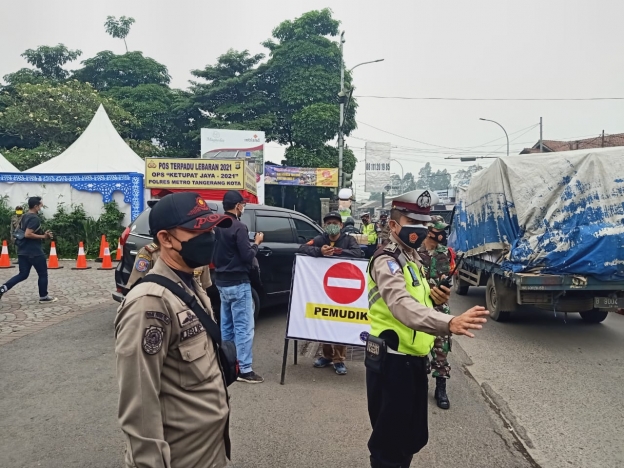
<box><xmin>131</xmin><ymin>209</ymin><xmax>151</xmax><ymax>236</ymax></box>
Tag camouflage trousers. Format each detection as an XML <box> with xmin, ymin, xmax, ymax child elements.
<box><xmin>431</xmin><ymin>303</ymin><xmax>451</xmax><ymax>379</ymax></box>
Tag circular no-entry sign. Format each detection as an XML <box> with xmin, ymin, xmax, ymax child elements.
<box><xmin>323</xmin><ymin>262</ymin><xmax>366</xmax><ymax>304</ymax></box>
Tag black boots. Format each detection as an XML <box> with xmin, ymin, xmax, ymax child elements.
<box><xmin>435</xmin><ymin>377</ymin><xmax>450</xmax><ymax>409</ymax></box>
<box><xmin>370</xmin><ymin>456</ymin><xmax>413</xmax><ymax>468</ymax></box>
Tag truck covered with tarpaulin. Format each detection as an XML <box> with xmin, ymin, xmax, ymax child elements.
<box><xmin>450</xmin><ymin>147</ymin><xmax>624</xmax><ymax>323</ymax></box>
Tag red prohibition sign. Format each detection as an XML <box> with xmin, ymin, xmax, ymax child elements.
<box><xmin>323</xmin><ymin>262</ymin><xmax>366</xmax><ymax>304</ymax></box>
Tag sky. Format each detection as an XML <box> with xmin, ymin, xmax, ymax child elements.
<box><xmin>2</xmin><ymin>0</ymin><xmax>624</xmax><ymax>197</ymax></box>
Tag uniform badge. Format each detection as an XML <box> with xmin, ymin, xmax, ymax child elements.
<box><xmin>146</xmin><ymin>311</ymin><xmax>171</xmax><ymax>325</ymax></box>
<box><xmin>177</xmin><ymin>310</ymin><xmax>197</xmax><ymax>327</ymax></box>
<box><xmin>143</xmin><ymin>325</ymin><xmax>164</xmax><ymax>355</ymax></box>
<box><xmin>180</xmin><ymin>323</ymin><xmax>205</xmax><ymax>342</ymax></box>
<box><xmin>387</xmin><ymin>260</ymin><xmax>401</xmax><ymax>275</ymax></box>
<box><xmin>416</xmin><ymin>190</ymin><xmax>432</xmax><ymax>208</ymax></box>
<box><xmin>187</xmin><ymin>196</ymin><xmax>209</xmax><ymax>216</ymax></box>
<box><xmin>135</xmin><ymin>258</ymin><xmax>149</xmax><ymax>272</ymax></box>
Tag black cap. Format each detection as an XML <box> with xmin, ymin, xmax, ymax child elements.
<box><xmin>149</xmin><ymin>192</ymin><xmax>232</xmax><ymax>235</ymax></box>
<box><xmin>323</xmin><ymin>211</ymin><xmax>342</xmax><ymax>222</ymax></box>
<box><xmin>223</xmin><ymin>190</ymin><xmax>245</xmax><ymax>205</ymax></box>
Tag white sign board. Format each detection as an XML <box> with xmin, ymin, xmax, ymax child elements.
<box><xmin>365</xmin><ymin>141</ymin><xmax>392</xmax><ymax>192</ymax></box>
<box><xmin>200</xmin><ymin>129</ymin><xmax>265</xmax><ymax>203</ymax></box>
<box><xmin>286</xmin><ymin>255</ymin><xmax>371</xmax><ymax>346</ymax></box>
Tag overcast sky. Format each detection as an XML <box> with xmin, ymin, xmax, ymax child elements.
<box><xmin>3</xmin><ymin>0</ymin><xmax>623</xmax><ymax>196</ymax></box>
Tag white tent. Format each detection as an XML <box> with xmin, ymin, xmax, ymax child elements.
<box><xmin>1</xmin><ymin>105</ymin><xmax>146</xmax><ymax>224</ymax></box>
<box><xmin>25</xmin><ymin>104</ymin><xmax>144</xmax><ymax>174</ymax></box>
<box><xmin>0</xmin><ymin>152</ymin><xmax>19</xmax><ymax>172</ymax></box>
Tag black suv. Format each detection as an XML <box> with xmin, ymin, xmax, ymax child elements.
<box><xmin>113</xmin><ymin>202</ymin><xmax>323</xmax><ymax>318</ymax></box>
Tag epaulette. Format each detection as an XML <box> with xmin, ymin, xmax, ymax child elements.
<box><xmin>369</xmin><ymin>240</ymin><xmax>407</xmax><ymax>271</ymax></box>
<box><xmin>145</xmin><ymin>242</ymin><xmax>159</xmax><ymax>254</ymax></box>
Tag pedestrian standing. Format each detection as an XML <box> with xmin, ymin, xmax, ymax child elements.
<box><xmin>366</xmin><ymin>190</ymin><xmax>489</xmax><ymax>468</ymax></box>
<box><xmin>418</xmin><ymin>216</ymin><xmax>453</xmax><ymax>409</ymax></box>
<box><xmin>114</xmin><ymin>192</ymin><xmax>233</xmax><ymax>468</ymax></box>
<box><xmin>0</xmin><ymin>197</ymin><xmax>56</xmax><ymax>303</ymax></box>
<box><xmin>213</xmin><ymin>190</ymin><xmax>264</xmax><ymax>383</ymax></box>
<box><xmin>361</xmin><ymin>213</ymin><xmax>378</xmax><ymax>258</ymax></box>
<box><xmin>299</xmin><ymin>211</ymin><xmax>363</xmax><ymax>375</ymax></box>
<box><xmin>10</xmin><ymin>205</ymin><xmax>24</xmax><ymax>249</ymax></box>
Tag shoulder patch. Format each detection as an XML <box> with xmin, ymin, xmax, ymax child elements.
<box><xmin>383</xmin><ymin>242</ymin><xmax>398</xmax><ymax>253</ymax></box>
<box><xmin>144</xmin><ymin>243</ymin><xmax>159</xmax><ymax>253</ymax></box>
<box><xmin>177</xmin><ymin>310</ymin><xmax>198</xmax><ymax>327</ymax></box>
<box><xmin>135</xmin><ymin>258</ymin><xmax>150</xmax><ymax>272</ymax></box>
<box><xmin>387</xmin><ymin>260</ymin><xmax>401</xmax><ymax>275</ymax></box>
<box><xmin>146</xmin><ymin>311</ymin><xmax>171</xmax><ymax>325</ymax></box>
<box><xmin>143</xmin><ymin>325</ymin><xmax>164</xmax><ymax>355</ymax></box>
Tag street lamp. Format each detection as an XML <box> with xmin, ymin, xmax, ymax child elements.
<box><xmin>338</xmin><ymin>31</ymin><xmax>384</xmax><ymax>187</ymax></box>
<box><xmin>479</xmin><ymin>118</ymin><xmax>509</xmax><ymax>157</ymax></box>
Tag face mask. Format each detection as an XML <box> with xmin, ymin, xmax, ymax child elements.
<box><xmin>325</xmin><ymin>224</ymin><xmax>341</xmax><ymax>236</ymax></box>
<box><xmin>431</xmin><ymin>230</ymin><xmax>448</xmax><ymax>246</ymax></box>
<box><xmin>396</xmin><ymin>224</ymin><xmax>428</xmax><ymax>250</ymax></box>
<box><xmin>238</xmin><ymin>204</ymin><xmax>245</xmax><ymax>217</ymax></box>
<box><xmin>170</xmin><ymin>231</ymin><xmax>216</xmax><ymax>269</ymax></box>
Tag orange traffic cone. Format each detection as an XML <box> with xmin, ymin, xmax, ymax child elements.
<box><xmin>115</xmin><ymin>238</ymin><xmax>123</xmax><ymax>261</ymax></box>
<box><xmin>96</xmin><ymin>235</ymin><xmax>107</xmax><ymax>262</ymax></box>
<box><xmin>97</xmin><ymin>243</ymin><xmax>115</xmax><ymax>270</ymax></box>
<box><xmin>71</xmin><ymin>242</ymin><xmax>92</xmax><ymax>270</ymax></box>
<box><xmin>0</xmin><ymin>241</ymin><xmax>15</xmax><ymax>269</ymax></box>
<box><xmin>47</xmin><ymin>241</ymin><xmax>63</xmax><ymax>269</ymax></box>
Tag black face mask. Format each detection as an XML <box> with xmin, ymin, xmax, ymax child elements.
<box><xmin>170</xmin><ymin>231</ymin><xmax>216</xmax><ymax>269</ymax></box>
<box><xmin>397</xmin><ymin>224</ymin><xmax>428</xmax><ymax>250</ymax></box>
<box><xmin>431</xmin><ymin>230</ymin><xmax>448</xmax><ymax>246</ymax></box>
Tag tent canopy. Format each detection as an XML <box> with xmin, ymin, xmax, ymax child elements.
<box><xmin>0</xmin><ymin>152</ymin><xmax>19</xmax><ymax>172</ymax></box>
<box><xmin>25</xmin><ymin>104</ymin><xmax>144</xmax><ymax>174</ymax></box>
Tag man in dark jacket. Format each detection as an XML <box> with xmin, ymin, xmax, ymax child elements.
<box><xmin>214</xmin><ymin>190</ymin><xmax>264</xmax><ymax>384</ymax></box>
<box><xmin>298</xmin><ymin>211</ymin><xmax>363</xmax><ymax>375</ymax></box>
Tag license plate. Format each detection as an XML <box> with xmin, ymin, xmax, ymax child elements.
<box><xmin>593</xmin><ymin>297</ymin><xmax>624</xmax><ymax>309</ymax></box>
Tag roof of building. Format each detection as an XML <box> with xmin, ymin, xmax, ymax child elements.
<box><xmin>520</xmin><ymin>133</ymin><xmax>624</xmax><ymax>154</ymax></box>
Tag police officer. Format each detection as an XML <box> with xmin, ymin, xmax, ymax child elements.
<box><xmin>114</xmin><ymin>192</ymin><xmax>233</xmax><ymax>468</ymax></box>
<box><xmin>127</xmin><ymin>240</ymin><xmax>211</xmax><ymax>290</ymax></box>
<box><xmin>361</xmin><ymin>213</ymin><xmax>378</xmax><ymax>258</ymax></box>
<box><xmin>366</xmin><ymin>190</ymin><xmax>488</xmax><ymax>468</ymax></box>
<box><xmin>418</xmin><ymin>216</ymin><xmax>453</xmax><ymax>409</ymax></box>
<box><xmin>375</xmin><ymin>211</ymin><xmax>390</xmax><ymax>247</ymax></box>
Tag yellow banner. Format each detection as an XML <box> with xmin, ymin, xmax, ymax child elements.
<box><xmin>305</xmin><ymin>303</ymin><xmax>370</xmax><ymax>325</ymax></box>
<box><xmin>145</xmin><ymin>158</ymin><xmax>246</xmax><ymax>190</ymax></box>
<box><xmin>244</xmin><ymin>163</ymin><xmax>258</xmax><ymax>195</ymax></box>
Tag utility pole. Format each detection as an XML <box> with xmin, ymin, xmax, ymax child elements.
<box><xmin>602</xmin><ymin>130</ymin><xmax>605</xmax><ymax>147</ymax></box>
<box><xmin>338</xmin><ymin>31</ymin><xmax>346</xmax><ymax>189</ymax></box>
<box><xmin>539</xmin><ymin>117</ymin><xmax>543</xmax><ymax>152</ymax></box>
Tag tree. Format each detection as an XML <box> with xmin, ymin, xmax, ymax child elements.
<box><xmin>0</xmin><ymin>80</ymin><xmax>136</xmax><ymax>156</ymax></box>
<box><xmin>453</xmin><ymin>164</ymin><xmax>483</xmax><ymax>186</ymax></box>
<box><xmin>415</xmin><ymin>163</ymin><xmax>452</xmax><ymax>191</ymax></box>
<box><xmin>73</xmin><ymin>51</ymin><xmax>171</xmax><ymax>91</ymax></box>
<box><xmin>104</xmin><ymin>16</ymin><xmax>136</xmax><ymax>53</ymax></box>
<box><xmin>3</xmin><ymin>45</ymin><xmax>82</xmax><ymax>84</ymax></box>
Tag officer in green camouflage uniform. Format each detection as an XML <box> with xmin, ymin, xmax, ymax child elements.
<box><xmin>417</xmin><ymin>216</ymin><xmax>452</xmax><ymax>409</ymax></box>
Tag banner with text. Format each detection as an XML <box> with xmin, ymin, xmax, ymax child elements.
<box><xmin>265</xmin><ymin>166</ymin><xmax>338</xmax><ymax>187</ymax></box>
<box><xmin>365</xmin><ymin>142</ymin><xmax>392</xmax><ymax>192</ymax></box>
<box><xmin>145</xmin><ymin>158</ymin><xmax>256</xmax><ymax>192</ymax></box>
<box><xmin>286</xmin><ymin>255</ymin><xmax>370</xmax><ymax>346</ymax></box>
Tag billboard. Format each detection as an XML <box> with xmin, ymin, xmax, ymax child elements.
<box><xmin>365</xmin><ymin>142</ymin><xmax>392</xmax><ymax>192</ymax></box>
<box><xmin>201</xmin><ymin>129</ymin><xmax>265</xmax><ymax>203</ymax></box>
<box><xmin>144</xmin><ymin>158</ymin><xmax>256</xmax><ymax>193</ymax></box>
<box><xmin>264</xmin><ymin>166</ymin><xmax>338</xmax><ymax>187</ymax></box>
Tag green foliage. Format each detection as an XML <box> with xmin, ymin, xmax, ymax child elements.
<box><xmin>74</xmin><ymin>51</ymin><xmax>171</xmax><ymax>91</ymax></box>
<box><xmin>19</xmin><ymin>44</ymin><xmax>82</xmax><ymax>81</ymax></box>
<box><xmin>0</xmin><ymin>196</ymin><xmax>14</xmax><ymax>254</ymax></box>
<box><xmin>453</xmin><ymin>164</ymin><xmax>483</xmax><ymax>187</ymax></box>
<box><xmin>97</xmin><ymin>201</ymin><xmax>125</xmax><ymax>250</ymax></box>
<box><xmin>415</xmin><ymin>163</ymin><xmax>452</xmax><ymax>191</ymax></box>
<box><xmin>2</xmin><ymin>143</ymin><xmax>64</xmax><ymax>171</ymax></box>
<box><xmin>104</xmin><ymin>16</ymin><xmax>136</xmax><ymax>52</ymax></box>
<box><xmin>283</xmin><ymin>145</ymin><xmax>356</xmax><ymax>174</ymax></box>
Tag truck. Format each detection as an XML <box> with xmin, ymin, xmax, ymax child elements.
<box><xmin>449</xmin><ymin>147</ymin><xmax>624</xmax><ymax>323</ymax></box>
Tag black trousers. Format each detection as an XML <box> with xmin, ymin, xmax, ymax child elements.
<box><xmin>367</xmin><ymin>353</ymin><xmax>429</xmax><ymax>467</ymax></box>
<box><xmin>3</xmin><ymin>254</ymin><xmax>48</xmax><ymax>298</ymax></box>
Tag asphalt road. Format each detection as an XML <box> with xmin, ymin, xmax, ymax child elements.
<box><xmin>0</xmin><ymin>300</ymin><xmax>533</xmax><ymax>468</ymax></box>
<box><xmin>449</xmin><ymin>286</ymin><xmax>624</xmax><ymax>468</ymax></box>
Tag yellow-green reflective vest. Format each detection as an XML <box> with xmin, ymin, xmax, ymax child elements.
<box><xmin>368</xmin><ymin>253</ymin><xmax>435</xmax><ymax>356</ymax></box>
<box><xmin>362</xmin><ymin>223</ymin><xmax>378</xmax><ymax>245</ymax></box>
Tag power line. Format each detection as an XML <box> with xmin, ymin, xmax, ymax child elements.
<box><xmin>354</xmin><ymin>95</ymin><xmax>624</xmax><ymax>101</ymax></box>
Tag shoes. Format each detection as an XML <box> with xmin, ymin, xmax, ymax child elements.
<box><xmin>334</xmin><ymin>362</ymin><xmax>347</xmax><ymax>375</ymax></box>
<box><xmin>39</xmin><ymin>296</ymin><xmax>58</xmax><ymax>304</ymax></box>
<box><xmin>313</xmin><ymin>356</ymin><xmax>333</xmax><ymax>368</ymax></box>
<box><xmin>237</xmin><ymin>371</ymin><xmax>264</xmax><ymax>384</ymax></box>
<box><xmin>434</xmin><ymin>377</ymin><xmax>450</xmax><ymax>409</ymax></box>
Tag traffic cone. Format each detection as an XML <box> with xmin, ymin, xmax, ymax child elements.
<box><xmin>0</xmin><ymin>241</ymin><xmax>15</xmax><ymax>269</ymax></box>
<box><xmin>96</xmin><ymin>235</ymin><xmax>107</xmax><ymax>262</ymax></box>
<box><xmin>71</xmin><ymin>242</ymin><xmax>91</xmax><ymax>270</ymax></box>
<box><xmin>115</xmin><ymin>238</ymin><xmax>123</xmax><ymax>261</ymax></box>
<box><xmin>47</xmin><ymin>241</ymin><xmax>63</xmax><ymax>269</ymax></box>
<box><xmin>97</xmin><ymin>243</ymin><xmax>115</xmax><ymax>270</ymax></box>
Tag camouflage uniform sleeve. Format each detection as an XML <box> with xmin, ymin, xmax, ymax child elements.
<box><xmin>114</xmin><ymin>291</ymin><xmax>172</xmax><ymax>468</ymax></box>
<box><xmin>371</xmin><ymin>254</ymin><xmax>452</xmax><ymax>336</ymax></box>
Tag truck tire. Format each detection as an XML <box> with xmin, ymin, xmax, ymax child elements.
<box><xmin>486</xmin><ymin>276</ymin><xmax>514</xmax><ymax>322</ymax></box>
<box><xmin>252</xmin><ymin>287</ymin><xmax>261</xmax><ymax>321</ymax></box>
<box><xmin>579</xmin><ymin>309</ymin><xmax>608</xmax><ymax>324</ymax></box>
<box><xmin>454</xmin><ymin>276</ymin><xmax>470</xmax><ymax>296</ymax></box>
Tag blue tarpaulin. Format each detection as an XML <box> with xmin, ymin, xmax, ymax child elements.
<box><xmin>450</xmin><ymin>148</ymin><xmax>624</xmax><ymax>281</ymax></box>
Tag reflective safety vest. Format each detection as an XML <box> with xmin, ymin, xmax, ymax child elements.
<box><xmin>362</xmin><ymin>223</ymin><xmax>378</xmax><ymax>245</ymax></box>
<box><xmin>367</xmin><ymin>252</ymin><xmax>436</xmax><ymax>356</ymax></box>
